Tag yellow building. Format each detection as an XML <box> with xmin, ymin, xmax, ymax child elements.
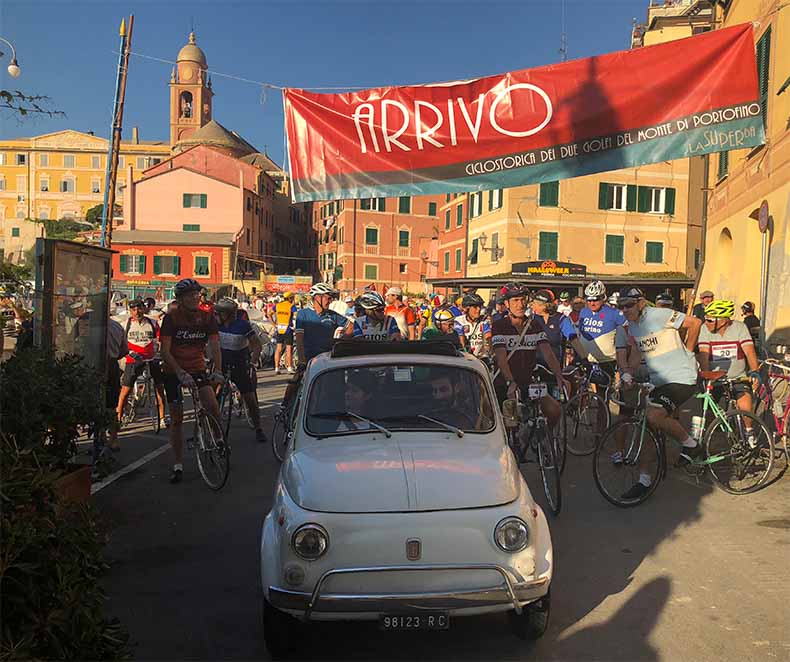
<box><xmin>696</xmin><ymin>0</ymin><xmax>789</xmax><ymax>350</ymax></box>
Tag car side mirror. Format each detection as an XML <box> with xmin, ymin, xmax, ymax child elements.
<box><xmin>501</xmin><ymin>399</ymin><xmax>520</xmax><ymax>427</ymax></box>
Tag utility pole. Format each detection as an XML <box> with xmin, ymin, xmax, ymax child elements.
<box><xmin>100</xmin><ymin>15</ymin><xmax>134</xmax><ymax>248</ymax></box>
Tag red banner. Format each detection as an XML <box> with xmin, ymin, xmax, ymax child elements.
<box><xmin>285</xmin><ymin>24</ymin><xmax>763</xmax><ymax>202</ymax></box>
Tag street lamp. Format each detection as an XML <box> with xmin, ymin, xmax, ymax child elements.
<box><xmin>0</xmin><ymin>37</ymin><xmax>21</xmax><ymax>77</ymax></box>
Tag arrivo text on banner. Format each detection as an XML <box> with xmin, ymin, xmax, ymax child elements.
<box><xmin>284</xmin><ymin>23</ymin><xmax>764</xmax><ymax>202</ymax></box>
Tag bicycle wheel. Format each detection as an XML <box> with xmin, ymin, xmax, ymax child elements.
<box><xmin>242</xmin><ymin>394</ymin><xmax>256</xmax><ymax>429</ymax></box>
<box><xmin>195</xmin><ymin>412</ymin><xmax>230</xmax><ymax>490</ymax></box>
<box><xmin>593</xmin><ymin>420</ymin><xmax>662</xmax><ymax>507</ymax></box>
<box><xmin>536</xmin><ymin>426</ymin><xmax>561</xmax><ymax>515</ymax></box>
<box><xmin>120</xmin><ymin>394</ymin><xmax>137</xmax><ymax>427</ymax></box>
<box><xmin>553</xmin><ymin>412</ymin><xmax>567</xmax><ymax>475</ymax></box>
<box><xmin>564</xmin><ymin>392</ymin><xmax>609</xmax><ymax>456</ymax></box>
<box><xmin>147</xmin><ymin>381</ymin><xmax>161</xmax><ymax>434</ymax></box>
<box><xmin>271</xmin><ymin>408</ymin><xmax>289</xmax><ymax>462</ymax></box>
<box><xmin>704</xmin><ymin>411</ymin><xmax>774</xmax><ymax>494</ymax></box>
<box><xmin>218</xmin><ymin>384</ymin><xmax>234</xmax><ymax>442</ymax></box>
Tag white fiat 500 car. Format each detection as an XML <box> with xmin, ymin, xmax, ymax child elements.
<box><xmin>260</xmin><ymin>341</ymin><xmax>553</xmax><ymax>658</ymax></box>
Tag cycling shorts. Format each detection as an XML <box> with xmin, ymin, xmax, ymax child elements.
<box><xmin>226</xmin><ymin>361</ymin><xmax>255</xmax><ymax>395</ymax></box>
<box><xmin>163</xmin><ymin>371</ymin><xmax>212</xmax><ymax>405</ymax></box>
<box><xmin>648</xmin><ymin>383</ymin><xmax>697</xmax><ymax>415</ymax></box>
<box><xmin>712</xmin><ymin>378</ymin><xmax>753</xmax><ymax>401</ymax></box>
<box><xmin>276</xmin><ymin>331</ymin><xmax>294</xmax><ymax>345</ymax></box>
<box><xmin>122</xmin><ymin>360</ymin><xmax>163</xmax><ymax>388</ymax></box>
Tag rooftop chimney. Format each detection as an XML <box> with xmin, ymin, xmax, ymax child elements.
<box><xmin>132</xmin><ymin>127</ymin><xmax>139</xmax><ymax>144</ymax></box>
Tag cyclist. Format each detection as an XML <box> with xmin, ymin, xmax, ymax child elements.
<box><xmin>615</xmin><ymin>287</ymin><xmax>702</xmax><ymax>499</ymax></box>
<box><xmin>198</xmin><ymin>288</ymin><xmax>214</xmax><ymax>314</ymax></box>
<box><xmin>385</xmin><ymin>287</ymin><xmax>417</xmax><ymax>340</ymax></box>
<box><xmin>492</xmin><ymin>284</ymin><xmax>569</xmax><ymax>428</ymax></box>
<box><xmin>655</xmin><ymin>292</ymin><xmax>674</xmax><ymax>309</ymax></box>
<box><xmin>422</xmin><ymin>308</ymin><xmax>462</xmax><ymax>349</ymax></box>
<box><xmin>273</xmin><ymin>291</ymin><xmax>297</xmax><ymax>375</ymax></box>
<box><xmin>160</xmin><ymin>278</ymin><xmax>224</xmax><ymax>484</ymax></box>
<box><xmin>352</xmin><ymin>291</ymin><xmax>401</xmax><ymax>340</ymax></box>
<box><xmin>697</xmin><ymin>299</ymin><xmax>762</xmax><ymax>423</ymax></box>
<box><xmin>491</xmin><ymin>295</ymin><xmax>507</xmax><ymax>323</ymax></box>
<box><xmin>740</xmin><ymin>301</ymin><xmax>761</xmax><ymax>344</ymax></box>
<box><xmin>531</xmin><ymin>289</ymin><xmax>566</xmax><ymax>380</ymax></box>
<box><xmin>557</xmin><ymin>291</ymin><xmax>572</xmax><ymax>316</ymax></box>
<box><xmin>116</xmin><ymin>298</ymin><xmax>167</xmax><ymax>429</ymax></box>
<box><xmin>215</xmin><ymin>297</ymin><xmax>267</xmax><ymax>443</ymax></box>
<box><xmin>294</xmin><ymin>283</ymin><xmax>353</xmax><ymax>366</ymax></box>
<box><xmin>455</xmin><ymin>293</ymin><xmax>492</xmax><ymax>357</ymax></box>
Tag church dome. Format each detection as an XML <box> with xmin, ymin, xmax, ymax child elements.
<box><xmin>177</xmin><ymin>32</ymin><xmax>207</xmax><ymax>67</ymax></box>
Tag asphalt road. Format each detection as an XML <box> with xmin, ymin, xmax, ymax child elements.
<box><xmin>95</xmin><ymin>369</ymin><xmax>790</xmax><ymax>661</ymax></box>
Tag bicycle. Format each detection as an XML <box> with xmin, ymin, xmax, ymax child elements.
<box><xmin>754</xmin><ymin>358</ymin><xmax>790</xmax><ymax>462</ymax></box>
<box><xmin>271</xmin><ymin>368</ymin><xmax>304</xmax><ymax>462</ymax></box>
<box><xmin>561</xmin><ymin>362</ymin><xmax>611</xmax><ymax>456</ymax></box>
<box><xmin>593</xmin><ymin>371</ymin><xmax>775</xmax><ymax>507</ymax></box>
<box><xmin>185</xmin><ymin>383</ymin><xmax>230</xmax><ymax>490</ymax></box>
<box><xmin>217</xmin><ymin>363</ymin><xmax>257</xmax><ymax>440</ymax></box>
<box><xmin>502</xmin><ymin>375</ymin><xmax>562</xmax><ymax>516</ymax></box>
<box><xmin>120</xmin><ymin>359</ymin><xmax>162</xmax><ymax>434</ymax></box>
<box><xmin>535</xmin><ymin>364</ymin><xmax>567</xmax><ymax>475</ymax></box>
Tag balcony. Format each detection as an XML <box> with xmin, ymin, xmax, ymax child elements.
<box><xmin>364</xmin><ymin>244</ymin><xmax>379</xmax><ymax>256</ymax></box>
<box><xmin>397</xmin><ymin>247</ymin><xmax>410</xmax><ymax>257</ymax></box>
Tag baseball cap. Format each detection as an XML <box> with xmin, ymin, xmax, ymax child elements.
<box><xmin>386</xmin><ymin>287</ymin><xmax>402</xmax><ymax>297</ymax></box>
<box><xmin>700</xmin><ymin>290</ymin><xmax>714</xmax><ymax>298</ymax></box>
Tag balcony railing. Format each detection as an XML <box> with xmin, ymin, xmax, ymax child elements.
<box><xmin>364</xmin><ymin>244</ymin><xmax>379</xmax><ymax>255</ymax></box>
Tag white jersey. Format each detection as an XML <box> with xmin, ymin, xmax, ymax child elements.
<box><xmin>454</xmin><ymin>314</ymin><xmax>492</xmax><ymax>356</ymax></box>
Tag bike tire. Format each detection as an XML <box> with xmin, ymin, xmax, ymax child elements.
<box><xmin>536</xmin><ymin>426</ymin><xmax>561</xmax><ymax>515</ymax></box>
<box><xmin>564</xmin><ymin>392</ymin><xmax>610</xmax><ymax>456</ymax></box>
<box><xmin>704</xmin><ymin>410</ymin><xmax>774</xmax><ymax>494</ymax></box>
<box><xmin>271</xmin><ymin>409</ymin><xmax>289</xmax><ymax>462</ymax></box>
<box><xmin>195</xmin><ymin>412</ymin><xmax>230</xmax><ymax>491</ymax></box>
<box><xmin>219</xmin><ymin>384</ymin><xmax>234</xmax><ymax>442</ymax></box>
<box><xmin>120</xmin><ymin>395</ymin><xmax>136</xmax><ymax>427</ymax></box>
<box><xmin>243</xmin><ymin>395</ymin><xmax>256</xmax><ymax>429</ymax></box>
<box><xmin>147</xmin><ymin>380</ymin><xmax>161</xmax><ymax>434</ymax></box>
<box><xmin>554</xmin><ymin>409</ymin><xmax>568</xmax><ymax>475</ymax></box>
<box><xmin>593</xmin><ymin>419</ymin><xmax>662</xmax><ymax>508</ymax></box>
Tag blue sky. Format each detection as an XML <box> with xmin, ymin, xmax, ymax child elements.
<box><xmin>1</xmin><ymin>0</ymin><xmax>647</xmax><ymax>165</ymax></box>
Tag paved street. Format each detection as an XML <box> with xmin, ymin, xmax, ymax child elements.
<box><xmin>94</xmin><ymin>369</ymin><xmax>790</xmax><ymax>661</ymax></box>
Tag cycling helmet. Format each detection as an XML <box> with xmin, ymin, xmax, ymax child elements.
<box><xmin>608</xmin><ymin>291</ymin><xmax>620</xmax><ymax>306</ymax></box>
<box><xmin>174</xmin><ymin>278</ymin><xmax>202</xmax><ymax>297</ymax></box>
<box><xmin>655</xmin><ymin>292</ymin><xmax>674</xmax><ymax>306</ymax></box>
<box><xmin>559</xmin><ymin>291</ymin><xmax>570</xmax><ymax>301</ymax></box>
<box><xmin>358</xmin><ymin>291</ymin><xmax>385</xmax><ymax>310</ymax></box>
<box><xmin>741</xmin><ymin>301</ymin><xmax>755</xmax><ymax>313</ymax></box>
<box><xmin>128</xmin><ymin>298</ymin><xmax>145</xmax><ymax>308</ymax></box>
<box><xmin>144</xmin><ymin>297</ymin><xmax>156</xmax><ymax>308</ymax></box>
<box><xmin>584</xmin><ymin>280</ymin><xmax>607</xmax><ymax>301</ymax></box>
<box><xmin>704</xmin><ymin>299</ymin><xmax>735</xmax><ymax>319</ymax></box>
<box><xmin>533</xmin><ymin>289</ymin><xmax>554</xmax><ymax>304</ymax></box>
<box><xmin>215</xmin><ymin>297</ymin><xmax>238</xmax><ymax>315</ymax></box>
<box><xmin>462</xmin><ymin>293</ymin><xmax>484</xmax><ymax>308</ymax></box>
<box><xmin>502</xmin><ymin>283</ymin><xmax>529</xmax><ymax>300</ymax></box>
<box><xmin>283</xmin><ymin>291</ymin><xmax>294</xmax><ymax>300</ymax></box>
<box><xmin>434</xmin><ymin>308</ymin><xmax>455</xmax><ymax>323</ymax></box>
<box><xmin>308</xmin><ymin>282</ymin><xmax>338</xmax><ymax>297</ymax></box>
<box><xmin>619</xmin><ymin>287</ymin><xmax>645</xmax><ymax>304</ymax></box>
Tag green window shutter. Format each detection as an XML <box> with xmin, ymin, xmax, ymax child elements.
<box><xmin>119</xmin><ymin>254</ymin><xmax>128</xmax><ymax>273</ymax></box>
<box><xmin>360</xmin><ymin>199</ymin><xmax>370</xmax><ymax>210</ymax></box>
<box><xmin>139</xmin><ymin>255</ymin><xmax>146</xmax><ymax>273</ymax></box>
<box><xmin>174</xmin><ymin>256</ymin><xmax>181</xmax><ymax>275</ymax></box>
<box><xmin>626</xmin><ymin>185</ymin><xmax>637</xmax><ymax>211</ymax></box>
<box><xmin>153</xmin><ymin>255</ymin><xmax>161</xmax><ymax>275</ymax></box>
<box><xmin>445</xmin><ymin>210</ymin><xmax>450</xmax><ymax>230</ymax></box>
<box><xmin>444</xmin><ymin>252</ymin><xmax>450</xmax><ymax>272</ymax></box>
<box><xmin>538</xmin><ymin>232</ymin><xmax>558</xmax><ymax>260</ymax></box>
<box><xmin>398</xmin><ymin>196</ymin><xmax>411</xmax><ymax>214</ymax></box>
<box><xmin>11</xmin><ymin>227</ymin><xmax>20</xmax><ymax>237</ymax></box>
<box><xmin>183</xmin><ymin>193</ymin><xmax>190</xmax><ymax>208</ymax></box>
<box><xmin>378</xmin><ymin>198</ymin><xmax>386</xmax><ymax>212</ymax></box>
<box><xmin>645</xmin><ymin>241</ymin><xmax>663</xmax><ymax>264</ymax></box>
<box><xmin>718</xmin><ymin>151</ymin><xmax>729</xmax><ymax>179</ymax></box>
<box><xmin>398</xmin><ymin>230</ymin><xmax>409</xmax><ymax>247</ymax></box>
<box><xmin>446</xmin><ymin>193</ymin><xmax>451</xmax><ymax>202</ymax></box>
<box><xmin>331</xmin><ymin>226</ymin><xmax>337</xmax><ymax>240</ymax></box>
<box><xmin>598</xmin><ymin>183</ymin><xmax>610</xmax><ymax>210</ymax></box>
<box><xmin>665</xmin><ymin>188</ymin><xmax>676</xmax><ymax>215</ymax></box>
<box><xmin>637</xmin><ymin>186</ymin><xmax>650</xmax><ymax>213</ymax></box>
<box><xmin>428</xmin><ymin>202</ymin><xmax>437</xmax><ymax>216</ymax></box>
<box><xmin>757</xmin><ymin>28</ymin><xmax>771</xmax><ymax>129</ymax></box>
<box><xmin>365</xmin><ymin>228</ymin><xmax>378</xmax><ymax>244</ymax></box>
<box><xmin>605</xmin><ymin>235</ymin><xmax>624</xmax><ymax>263</ymax></box>
<box><xmin>539</xmin><ymin>182</ymin><xmax>559</xmax><ymax>207</ymax></box>
<box><xmin>539</xmin><ymin>183</ymin><xmax>548</xmax><ymax>206</ymax></box>
<box><xmin>549</xmin><ymin>181</ymin><xmax>559</xmax><ymax>207</ymax></box>
<box><xmin>470</xmin><ymin>238</ymin><xmax>479</xmax><ymax>265</ymax></box>
<box><xmin>455</xmin><ymin>249</ymin><xmax>461</xmax><ymax>271</ymax></box>
<box><xmin>200</xmin><ymin>194</ymin><xmax>207</xmax><ymax>208</ymax></box>
<box><xmin>488</xmin><ymin>191</ymin><xmax>493</xmax><ymax>211</ymax></box>
<box><xmin>456</xmin><ymin>204</ymin><xmax>463</xmax><ymax>226</ymax></box>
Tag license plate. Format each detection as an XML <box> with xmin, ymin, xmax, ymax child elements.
<box><xmin>528</xmin><ymin>383</ymin><xmax>548</xmax><ymax>400</ymax></box>
<box><xmin>380</xmin><ymin>612</ymin><xmax>450</xmax><ymax>631</ymax></box>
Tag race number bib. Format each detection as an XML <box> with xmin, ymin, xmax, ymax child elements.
<box><xmin>528</xmin><ymin>382</ymin><xmax>548</xmax><ymax>400</ymax></box>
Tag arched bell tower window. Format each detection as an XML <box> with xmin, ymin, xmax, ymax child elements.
<box><xmin>180</xmin><ymin>91</ymin><xmax>193</xmax><ymax>118</ymax></box>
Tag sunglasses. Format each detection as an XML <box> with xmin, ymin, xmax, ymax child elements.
<box><xmin>704</xmin><ymin>318</ymin><xmax>718</xmax><ymax>323</ymax></box>
<box><xmin>617</xmin><ymin>301</ymin><xmax>638</xmax><ymax>310</ymax></box>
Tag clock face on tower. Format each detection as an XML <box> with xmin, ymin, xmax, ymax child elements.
<box><xmin>182</xmin><ymin>67</ymin><xmax>194</xmax><ymax>81</ymax></box>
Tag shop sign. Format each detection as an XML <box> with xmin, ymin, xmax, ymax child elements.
<box><xmin>511</xmin><ymin>260</ymin><xmax>587</xmax><ymax>277</ymax></box>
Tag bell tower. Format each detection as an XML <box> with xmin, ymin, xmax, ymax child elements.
<box><xmin>169</xmin><ymin>32</ymin><xmax>213</xmax><ymax>148</ymax></box>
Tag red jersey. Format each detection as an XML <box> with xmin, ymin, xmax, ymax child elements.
<box><xmin>125</xmin><ymin>316</ymin><xmax>159</xmax><ymax>364</ymax></box>
<box><xmin>160</xmin><ymin>308</ymin><xmax>219</xmax><ymax>374</ymax></box>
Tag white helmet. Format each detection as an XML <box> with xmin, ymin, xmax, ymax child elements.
<box><xmin>584</xmin><ymin>280</ymin><xmax>607</xmax><ymax>300</ymax></box>
<box><xmin>308</xmin><ymin>282</ymin><xmax>338</xmax><ymax>297</ymax></box>
<box><xmin>608</xmin><ymin>291</ymin><xmax>620</xmax><ymax>306</ymax></box>
<box><xmin>358</xmin><ymin>291</ymin><xmax>385</xmax><ymax>310</ymax></box>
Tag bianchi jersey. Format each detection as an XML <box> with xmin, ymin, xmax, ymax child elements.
<box><xmin>620</xmin><ymin>307</ymin><xmax>698</xmax><ymax>387</ymax></box>
<box><xmin>454</xmin><ymin>314</ymin><xmax>491</xmax><ymax>356</ymax></box>
<box><xmin>352</xmin><ymin>315</ymin><xmax>399</xmax><ymax>341</ymax></box>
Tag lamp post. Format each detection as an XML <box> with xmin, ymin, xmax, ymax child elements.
<box><xmin>0</xmin><ymin>36</ymin><xmax>22</xmax><ymax>77</ymax></box>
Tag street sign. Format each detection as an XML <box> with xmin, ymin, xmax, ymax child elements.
<box><xmin>758</xmin><ymin>200</ymin><xmax>769</xmax><ymax>233</ymax></box>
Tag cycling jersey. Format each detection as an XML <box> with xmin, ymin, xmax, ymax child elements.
<box><xmin>275</xmin><ymin>301</ymin><xmax>296</xmax><ymax>335</ymax></box>
<box><xmin>353</xmin><ymin>315</ymin><xmax>400</xmax><ymax>340</ymax></box>
<box><xmin>125</xmin><ymin>316</ymin><xmax>159</xmax><ymax>363</ymax></box>
<box><xmin>385</xmin><ymin>302</ymin><xmax>416</xmax><ymax>338</ymax></box>
<box><xmin>422</xmin><ymin>304</ymin><xmax>462</xmax><ymax>329</ymax></box>
<box><xmin>556</xmin><ymin>303</ymin><xmax>572</xmax><ymax>316</ymax></box>
<box><xmin>295</xmin><ymin>306</ymin><xmax>349</xmax><ymax>361</ymax></box>
<box><xmin>454</xmin><ymin>314</ymin><xmax>492</xmax><ymax>356</ymax></box>
<box><xmin>491</xmin><ymin>315</ymin><xmax>548</xmax><ymax>389</ymax></box>
<box><xmin>160</xmin><ymin>308</ymin><xmax>219</xmax><ymax>374</ymax></box>
<box><xmin>534</xmin><ymin>312</ymin><xmax>565</xmax><ymax>367</ymax></box>
<box><xmin>218</xmin><ymin>310</ymin><xmax>256</xmax><ymax>365</ymax></box>
<box><xmin>561</xmin><ymin>305</ymin><xmax>624</xmax><ymax>363</ymax></box>
<box><xmin>697</xmin><ymin>319</ymin><xmax>753</xmax><ymax>379</ymax></box>
<box><xmin>617</xmin><ymin>307</ymin><xmax>697</xmax><ymax>387</ymax></box>
<box><xmin>421</xmin><ymin>326</ymin><xmax>462</xmax><ymax>349</ymax></box>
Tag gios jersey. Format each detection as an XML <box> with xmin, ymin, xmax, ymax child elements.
<box><xmin>561</xmin><ymin>306</ymin><xmax>624</xmax><ymax>363</ymax></box>
<box><xmin>275</xmin><ymin>302</ymin><xmax>296</xmax><ymax>334</ymax></box>
<box><xmin>454</xmin><ymin>314</ymin><xmax>491</xmax><ymax>356</ymax></box>
<box><xmin>353</xmin><ymin>315</ymin><xmax>400</xmax><ymax>341</ymax></box>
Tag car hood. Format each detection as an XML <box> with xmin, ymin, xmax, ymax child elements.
<box><xmin>283</xmin><ymin>434</ymin><xmax>519</xmax><ymax>513</ymax></box>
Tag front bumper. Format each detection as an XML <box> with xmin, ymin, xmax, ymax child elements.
<box><xmin>268</xmin><ymin>563</ymin><xmax>550</xmax><ymax>621</ymax></box>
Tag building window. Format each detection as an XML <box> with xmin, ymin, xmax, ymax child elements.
<box><xmin>371</xmin><ymin>197</ymin><xmax>386</xmax><ymax>211</ymax></box>
<box><xmin>16</xmin><ymin>175</ymin><xmax>25</xmax><ymax>192</ymax></box>
<box><xmin>446</xmin><ymin>193</ymin><xmax>451</xmax><ymax>202</ymax></box>
<box><xmin>63</xmin><ymin>154</ymin><xmax>74</xmax><ymax>168</ymax></box>
<box><xmin>183</xmin><ymin>193</ymin><xmax>207</xmax><ymax>208</ymax></box>
<box><xmin>428</xmin><ymin>202</ymin><xmax>437</xmax><ymax>216</ymax></box>
<box><xmin>365</xmin><ymin>227</ymin><xmax>379</xmax><ymax>245</ymax></box>
<box><xmin>119</xmin><ymin>156</ymin><xmax>125</xmax><ymax>167</ymax></box>
<box><xmin>490</xmin><ymin>232</ymin><xmax>499</xmax><ymax>262</ymax></box>
<box><xmin>16</xmin><ymin>153</ymin><xmax>26</xmax><ymax>165</ymax></box>
<box><xmin>398</xmin><ymin>196</ymin><xmax>411</xmax><ymax>214</ymax></box>
<box><xmin>17</xmin><ymin>195</ymin><xmax>25</xmax><ymax>203</ymax></box>
<box><xmin>538</xmin><ymin>231</ymin><xmax>558</xmax><ymax>260</ymax></box>
<box><xmin>364</xmin><ymin>264</ymin><xmax>378</xmax><ymax>280</ymax></box>
<box><xmin>645</xmin><ymin>241</ymin><xmax>664</xmax><ymax>264</ymax></box>
<box><xmin>91</xmin><ymin>155</ymin><xmax>101</xmax><ymax>169</ymax></box>
<box><xmin>153</xmin><ymin>255</ymin><xmax>181</xmax><ymax>276</ymax></box>
<box><xmin>246</xmin><ymin>228</ymin><xmax>251</xmax><ymax>244</ymax></box>
<box><xmin>136</xmin><ymin>157</ymin><xmax>147</xmax><ymax>169</ymax></box>
<box><xmin>468</xmin><ymin>192</ymin><xmax>482</xmax><ymax>218</ymax></box>
<box><xmin>488</xmin><ymin>188</ymin><xmax>503</xmax><ymax>211</ymax></box>
<box><xmin>246</xmin><ymin>197</ymin><xmax>252</xmax><ymax>211</ymax></box>
<box><xmin>455</xmin><ymin>248</ymin><xmax>462</xmax><ymax>272</ymax></box>
<box><xmin>445</xmin><ymin>210</ymin><xmax>451</xmax><ymax>231</ymax></box>
<box><xmin>39</xmin><ymin>209</ymin><xmax>49</xmax><ymax>220</ymax></box>
<box><xmin>717</xmin><ymin>151</ymin><xmax>729</xmax><ymax>180</ymax></box>
<box><xmin>91</xmin><ymin>179</ymin><xmax>101</xmax><ymax>194</ymax></box>
<box><xmin>116</xmin><ymin>178</ymin><xmax>125</xmax><ymax>196</ymax></box>
<box><xmin>399</xmin><ymin>263</ymin><xmax>407</xmax><ymax>274</ymax></box>
<box><xmin>539</xmin><ymin>181</ymin><xmax>559</xmax><ymax>207</ymax></box>
<box><xmin>11</xmin><ymin>227</ymin><xmax>20</xmax><ymax>238</ymax></box>
<box><xmin>60</xmin><ymin>179</ymin><xmax>75</xmax><ymax>193</ymax></box>
<box><xmin>694</xmin><ymin>248</ymin><xmax>701</xmax><ymax>270</ymax></box>
<box><xmin>456</xmin><ymin>204</ymin><xmax>463</xmax><ymax>227</ymax></box>
<box><xmin>635</xmin><ymin>186</ymin><xmax>675</xmax><ymax>214</ymax></box>
<box><xmin>40</xmin><ymin>178</ymin><xmax>49</xmax><ymax>192</ymax></box>
<box><xmin>398</xmin><ymin>229</ymin><xmax>410</xmax><ymax>248</ymax></box>
<box><xmin>444</xmin><ymin>251</ymin><xmax>450</xmax><ymax>272</ymax></box>
<box><xmin>605</xmin><ymin>234</ymin><xmax>625</xmax><ymax>264</ymax></box>
<box><xmin>0</xmin><ymin>153</ymin><xmax>5</xmax><ymax>165</ymax></box>
<box><xmin>0</xmin><ymin>179</ymin><xmax>5</xmax><ymax>191</ymax></box>
<box><xmin>469</xmin><ymin>238</ymin><xmax>479</xmax><ymax>265</ymax></box>
<box><xmin>39</xmin><ymin>153</ymin><xmax>48</xmax><ymax>167</ymax></box>
<box><xmin>119</xmin><ymin>254</ymin><xmax>146</xmax><ymax>275</ymax></box>
<box><xmin>647</xmin><ymin>187</ymin><xmax>665</xmax><ymax>213</ymax></box>
<box><xmin>339</xmin><ymin>227</ymin><xmax>344</xmax><ymax>244</ymax></box>
<box><xmin>756</xmin><ymin>28</ymin><xmax>771</xmax><ymax>130</ymax></box>
<box><xmin>151</xmin><ymin>158</ymin><xmax>162</xmax><ymax>166</ymax></box>
<box><xmin>599</xmin><ymin>183</ymin><xmax>628</xmax><ymax>211</ymax></box>
<box><xmin>194</xmin><ymin>256</ymin><xmax>210</xmax><ymax>276</ymax></box>
<box><xmin>183</xmin><ymin>224</ymin><xmax>200</xmax><ymax>232</ymax></box>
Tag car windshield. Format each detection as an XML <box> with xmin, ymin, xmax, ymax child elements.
<box><xmin>305</xmin><ymin>364</ymin><xmax>496</xmax><ymax>437</ymax></box>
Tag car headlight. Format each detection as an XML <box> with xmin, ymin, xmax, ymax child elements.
<box><xmin>494</xmin><ymin>516</ymin><xmax>529</xmax><ymax>553</ymax></box>
<box><xmin>292</xmin><ymin>524</ymin><xmax>329</xmax><ymax>560</ymax></box>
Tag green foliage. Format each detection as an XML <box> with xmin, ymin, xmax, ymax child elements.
<box><xmin>0</xmin><ymin>347</ymin><xmax>110</xmax><ymax>471</ymax></box>
<box><xmin>0</xmin><ymin>435</ymin><xmax>131</xmax><ymax>661</ymax></box>
<box><xmin>0</xmin><ymin>90</ymin><xmax>65</xmax><ymax>118</ymax></box>
<box><xmin>0</xmin><ymin>261</ymin><xmax>31</xmax><ymax>287</ymax></box>
<box><xmin>623</xmin><ymin>271</ymin><xmax>688</xmax><ymax>279</ymax></box>
<box><xmin>38</xmin><ymin>219</ymin><xmax>90</xmax><ymax>242</ymax></box>
<box><xmin>85</xmin><ymin>204</ymin><xmax>120</xmax><ymax>226</ymax></box>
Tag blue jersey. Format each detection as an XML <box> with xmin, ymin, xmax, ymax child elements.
<box><xmin>561</xmin><ymin>306</ymin><xmax>624</xmax><ymax>363</ymax></box>
<box><xmin>352</xmin><ymin>315</ymin><xmax>400</xmax><ymax>340</ymax></box>
<box><xmin>535</xmin><ymin>312</ymin><xmax>565</xmax><ymax>366</ymax></box>
<box><xmin>295</xmin><ymin>306</ymin><xmax>349</xmax><ymax>361</ymax></box>
<box><xmin>218</xmin><ymin>311</ymin><xmax>255</xmax><ymax>365</ymax></box>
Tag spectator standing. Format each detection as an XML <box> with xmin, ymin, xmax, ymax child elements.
<box><xmin>693</xmin><ymin>290</ymin><xmax>714</xmax><ymax>321</ymax></box>
<box><xmin>741</xmin><ymin>301</ymin><xmax>761</xmax><ymax>343</ymax></box>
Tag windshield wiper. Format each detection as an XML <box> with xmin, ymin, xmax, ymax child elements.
<box><xmin>417</xmin><ymin>414</ymin><xmax>464</xmax><ymax>438</ymax></box>
<box><xmin>310</xmin><ymin>410</ymin><xmax>392</xmax><ymax>438</ymax></box>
